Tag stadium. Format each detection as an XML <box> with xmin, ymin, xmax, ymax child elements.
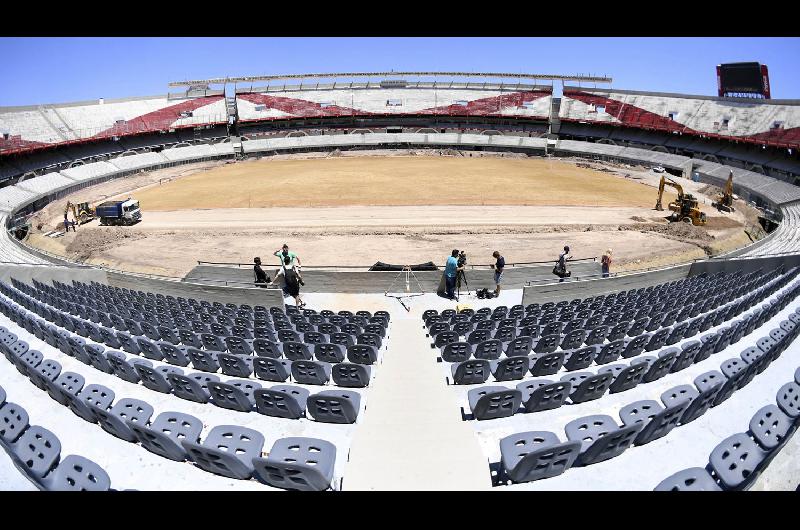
<box><xmin>1</xmin><ymin>61</ymin><xmax>799</xmax><ymax>491</ymax></box>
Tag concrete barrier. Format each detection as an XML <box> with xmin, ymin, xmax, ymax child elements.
<box><xmin>689</xmin><ymin>253</ymin><xmax>800</xmax><ymax>277</ymax></box>
<box><xmin>107</xmin><ymin>271</ymin><xmax>285</xmax><ymax>308</ymax></box>
<box><xmin>522</xmin><ymin>263</ymin><xmax>691</xmax><ymax>305</ymax></box>
<box><xmin>0</xmin><ymin>263</ymin><xmax>107</xmax><ymax>287</ymax></box>
<box><xmin>185</xmin><ymin>261</ymin><xmax>602</xmax><ymax>294</ymax></box>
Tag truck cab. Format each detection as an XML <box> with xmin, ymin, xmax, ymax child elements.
<box><xmin>97</xmin><ymin>198</ymin><xmax>142</xmax><ymax>226</ymax></box>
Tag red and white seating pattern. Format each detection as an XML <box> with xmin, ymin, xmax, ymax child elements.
<box><xmin>236</xmin><ymin>88</ymin><xmax>553</xmax><ymax>122</ymax></box>
<box><xmin>559</xmin><ymin>88</ymin><xmax>800</xmax><ymax>149</ymax></box>
<box><xmin>0</xmin><ymin>96</ymin><xmax>227</xmax><ymax>155</ymax></box>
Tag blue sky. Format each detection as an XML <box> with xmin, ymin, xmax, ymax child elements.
<box><xmin>1</xmin><ymin>37</ymin><xmax>798</xmax><ymax>106</ymax></box>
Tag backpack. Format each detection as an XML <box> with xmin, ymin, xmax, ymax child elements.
<box><xmin>283</xmin><ymin>266</ymin><xmax>300</xmax><ymax>288</ymax></box>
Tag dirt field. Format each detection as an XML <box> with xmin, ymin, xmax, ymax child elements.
<box><xmin>25</xmin><ymin>152</ymin><xmax>759</xmax><ymax>278</ymax></box>
<box><xmin>133</xmin><ymin>156</ymin><xmax>666</xmax><ymax>209</ymax></box>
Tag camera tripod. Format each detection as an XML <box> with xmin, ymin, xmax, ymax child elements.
<box><xmin>455</xmin><ymin>268</ymin><xmax>470</xmax><ymax>299</ymax></box>
<box><xmin>384</xmin><ymin>265</ymin><xmax>426</xmax><ymax>312</ymax></box>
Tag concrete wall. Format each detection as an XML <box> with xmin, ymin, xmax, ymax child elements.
<box><xmin>522</xmin><ymin>263</ymin><xmax>692</xmax><ymax>305</ymax></box>
<box><xmin>185</xmin><ymin>262</ymin><xmax>602</xmax><ymax>294</ymax></box>
<box><xmin>0</xmin><ymin>263</ymin><xmax>107</xmax><ymax>287</ymax></box>
<box><xmin>106</xmin><ymin>271</ymin><xmax>285</xmax><ymax>308</ymax></box>
<box><xmin>689</xmin><ymin>253</ymin><xmax>800</xmax><ymax>277</ymax></box>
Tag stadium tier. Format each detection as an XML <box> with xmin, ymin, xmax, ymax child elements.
<box><xmin>1</xmin><ymin>73</ymin><xmax>800</xmax><ymax>491</ymax></box>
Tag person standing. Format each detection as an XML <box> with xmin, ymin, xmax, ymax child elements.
<box><xmin>491</xmin><ymin>250</ymin><xmax>505</xmax><ymax>297</ymax></box>
<box><xmin>601</xmin><ymin>248</ymin><xmax>613</xmax><ymax>278</ymax></box>
<box><xmin>274</xmin><ymin>244</ymin><xmax>302</xmax><ymax>268</ymax></box>
<box><xmin>444</xmin><ymin>249</ymin><xmax>463</xmax><ymax>300</ymax></box>
<box><xmin>557</xmin><ymin>245</ymin><xmax>571</xmax><ymax>283</ymax></box>
<box><xmin>63</xmin><ymin>213</ymin><xmax>70</xmax><ymax>233</ymax></box>
<box><xmin>271</xmin><ymin>256</ymin><xmax>305</xmax><ymax>307</ymax></box>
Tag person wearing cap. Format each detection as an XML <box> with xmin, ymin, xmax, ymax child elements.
<box><xmin>274</xmin><ymin>244</ymin><xmax>302</xmax><ymax>268</ymax></box>
<box><xmin>491</xmin><ymin>250</ymin><xmax>505</xmax><ymax>297</ymax></box>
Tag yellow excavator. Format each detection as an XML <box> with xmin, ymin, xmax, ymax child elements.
<box><xmin>655</xmin><ymin>176</ymin><xmax>707</xmax><ymax>226</ymax></box>
<box><xmin>712</xmin><ymin>170</ymin><xmax>735</xmax><ymax>213</ymax></box>
<box><xmin>65</xmin><ymin>201</ymin><xmax>95</xmax><ymax>225</ymax></box>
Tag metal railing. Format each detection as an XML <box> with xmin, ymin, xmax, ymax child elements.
<box><xmin>196</xmin><ymin>256</ymin><xmax>599</xmax><ymax>272</ymax></box>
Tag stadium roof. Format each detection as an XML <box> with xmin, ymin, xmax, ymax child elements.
<box><xmin>169</xmin><ymin>72</ymin><xmax>613</xmax><ymax>87</ymax></box>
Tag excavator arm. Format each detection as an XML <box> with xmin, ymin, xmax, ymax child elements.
<box><xmin>655</xmin><ymin>176</ymin><xmax>684</xmax><ymax>210</ymax></box>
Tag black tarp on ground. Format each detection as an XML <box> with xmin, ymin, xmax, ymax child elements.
<box><xmin>368</xmin><ymin>261</ymin><xmax>439</xmax><ymax>272</ymax></box>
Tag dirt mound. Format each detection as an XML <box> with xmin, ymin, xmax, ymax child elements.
<box><xmin>699</xmin><ymin>184</ymin><xmax>722</xmax><ymax>196</ymax></box>
<box><xmin>619</xmin><ymin>220</ymin><xmax>715</xmax><ymax>242</ymax></box>
<box><xmin>630</xmin><ymin>216</ymin><xmax>648</xmax><ymax>222</ymax></box>
<box><xmin>704</xmin><ymin>216</ymin><xmax>744</xmax><ymax>230</ymax></box>
<box><xmin>65</xmin><ymin>228</ymin><xmax>149</xmax><ymax>262</ymax></box>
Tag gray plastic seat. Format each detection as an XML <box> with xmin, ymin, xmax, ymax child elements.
<box><xmin>254</xmin><ymin>357</ymin><xmax>292</xmax><ymax>382</ymax></box>
<box><xmin>103</xmin><ymin>351</ymin><xmax>141</xmax><ymax>383</ymax></box>
<box><xmin>564</xmin><ymin>346</ymin><xmax>596</xmax><ymax>371</ymax></box>
<box><xmin>560</xmin><ymin>329</ymin><xmax>586</xmax><ymax>351</ymax></box>
<box><xmin>532</xmin><ymin>334</ymin><xmax>560</xmax><ymax>355</ymax></box>
<box><xmin>187</xmin><ymin>348</ymin><xmax>220</xmax><ymax>373</ymax></box>
<box><xmin>253</xmin><ymin>437</ymin><xmax>336</xmax><ymax>491</ymax></box>
<box><xmin>45</xmin><ymin>372</ymin><xmax>86</xmax><ymax>406</ymax></box>
<box><xmin>620</xmin><ymin>399</ymin><xmax>689</xmax><ymax>446</ymax></box>
<box><xmin>661</xmin><ymin>384</ymin><xmax>700</xmax><ymax>409</ymax></box>
<box><xmin>91</xmin><ymin>398</ymin><xmax>154</xmax><ymax>442</ymax></box>
<box><xmin>331</xmin><ymin>363</ymin><xmax>371</xmax><ymax>388</ymax></box>
<box><xmin>517</xmin><ymin>380</ymin><xmax>571</xmax><ymax>413</ymax></box>
<box><xmin>40</xmin><ymin>455</ymin><xmax>111</xmax><ymax>491</ymax></box>
<box><xmin>529</xmin><ymin>351</ymin><xmax>565</xmax><ymax>376</ymax></box>
<box><xmin>490</xmin><ymin>357</ymin><xmax>529</xmax><ymax>382</ymax></box>
<box><xmin>607</xmin><ymin>363</ymin><xmax>648</xmax><ymax>394</ymax></box>
<box><xmin>217</xmin><ymin>353</ymin><xmax>254</xmax><ymax>378</ymax></box>
<box><xmin>9</xmin><ymin>425</ymin><xmax>61</xmax><ymax>483</ymax></box>
<box><xmin>680</xmin><ymin>383</ymin><xmax>723</xmax><ymax>424</ymax></box>
<box><xmin>281</xmin><ymin>341</ymin><xmax>312</xmax><ymax>361</ymax></box>
<box><xmin>291</xmin><ymin>360</ymin><xmax>332</xmax><ymax>385</ymax></box>
<box><xmin>207</xmin><ymin>380</ymin><xmax>260</xmax><ymax>412</ymax></box>
<box><xmin>0</xmin><ymin>384</ymin><xmax>5</xmax><ymax>407</ymax></box>
<box><xmin>128</xmin><ymin>411</ymin><xmax>204</xmax><ymax>461</ymax></box>
<box><xmin>621</xmin><ymin>334</ymin><xmax>649</xmax><ymax>358</ymax></box>
<box><xmin>346</xmin><ymin>344</ymin><xmax>378</xmax><ymax>365</ymax></box>
<box><xmin>134</xmin><ymin>363</ymin><xmax>178</xmax><ymax>394</ymax></box>
<box><xmin>776</xmin><ymin>381</ymin><xmax>800</xmax><ymax>418</ymax></box>
<box><xmin>253</xmin><ymin>338</ymin><xmax>282</xmax><ymax>358</ymax></box>
<box><xmin>314</xmin><ymin>343</ymin><xmax>346</xmax><ymax>364</ymax></box>
<box><xmin>306</xmin><ymin>390</ymin><xmax>361</xmax><ymax>424</ymax></box>
<box><xmin>158</xmin><ymin>342</ymin><xmax>190</xmax><ymax>366</ymax></box>
<box><xmin>167</xmin><ymin>372</ymin><xmax>219</xmax><ymax>404</ymax></box>
<box><xmin>500</xmin><ymin>431</ymin><xmax>582</xmax><ymax>483</ymax></box>
<box><xmin>468</xmin><ymin>386</ymin><xmax>522</xmax><ymax>421</ymax></box>
<box><xmin>594</xmin><ymin>340</ymin><xmax>624</xmax><ymax>365</ymax></box>
<box><xmin>254</xmin><ymin>385</ymin><xmax>310</xmax><ymax>419</ymax></box>
<box><xmin>654</xmin><ymin>467</ymin><xmax>721</xmax><ymax>491</ymax></box>
<box><xmin>641</xmin><ymin>351</ymin><xmax>676</xmax><ymax>383</ymax></box>
<box><xmin>566</xmin><ymin>415</ymin><xmax>644</xmax><ymax>466</ymax></box>
<box><xmin>451</xmin><ymin>360</ymin><xmax>491</xmax><ymax>385</ymax></box>
<box><xmin>505</xmin><ymin>336</ymin><xmax>533</xmax><ymax>358</ymax></box>
<box><xmin>67</xmin><ymin>384</ymin><xmax>115</xmax><ymax>423</ymax></box>
<box><xmin>709</xmin><ymin>432</ymin><xmax>769</xmax><ymax>490</ymax></box>
<box><xmin>182</xmin><ymin>425</ymin><xmax>265</xmax><ymax>480</ymax></box>
<box><xmin>569</xmin><ymin>373</ymin><xmax>613</xmax><ymax>404</ymax></box>
<box><xmin>749</xmin><ymin>404</ymin><xmax>794</xmax><ymax>450</ymax></box>
<box><xmin>28</xmin><ymin>359</ymin><xmax>62</xmax><ymax>391</ymax></box>
<box><xmin>0</xmin><ymin>402</ymin><xmax>29</xmax><ymax>444</ymax></box>
<box><xmin>473</xmin><ymin>339</ymin><xmax>502</xmax><ymax>360</ymax></box>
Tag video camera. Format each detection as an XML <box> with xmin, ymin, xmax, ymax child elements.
<box><xmin>457</xmin><ymin>251</ymin><xmax>467</xmax><ymax>268</ymax></box>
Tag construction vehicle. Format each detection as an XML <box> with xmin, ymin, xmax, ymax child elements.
<box><xmin>64</xmin><ymin>201</ymin><xmax>95</xmax><ymax>225</ymax></box>
<box><xmin>96</xmin><ymin>198</ymin><xmax>142</xmax><ymax>226</ymax></box>
<box><xmin>712</xmin><ymin>170</ymin><xmax>735</xmax><ymax>213</ymax></box>
<box><xmin>655</xmin><ymin>175</ymin><xmax>707</xmax><ymax>226</ymax></box>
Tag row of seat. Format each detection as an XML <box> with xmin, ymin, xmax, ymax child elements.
<box><xmin>655</xmin><ymin>368</ymin><xmax>800</xmax><ymax>490</ymax></box>
<box><xmin>466</xmin><ymin>287</ymin><xmax>799</xmax><ymax>421</ymax></box>
<box><xmin>495</xmin><ymin>306</ymin><xmax>800</xmax><ymax>484</ymax></box>
<box><xmin>1</xmin><ymin>281</ymin><xmax>381</xmax><ymax>388</ymax></box>
<box><xmin>427</xmin><ymin>269</ymin><xmax>780</xmax><ymax>356</ymax></box>
<box><xmin>447</xmin><ymin>271</ymin><xmax>797</xmax><ymax>389</ymax></box>
<box><xmin>0</xmin><ymin>345</ymin><xmax>339</xmax><ymax>490</ymax></box>
<box><xmin>0</xmin><ymin>305</ymin><xmax>364</xmax><ymax>421</ymax></box>
<box><xmin>0</xmin><ymin>383</ymin><xmax>112</xmax><ymax>490</ymax></box>
<box><xmin>18</xmin><ymin>279</ymin><xmax>389</xmax><ymax>347</ymax></box>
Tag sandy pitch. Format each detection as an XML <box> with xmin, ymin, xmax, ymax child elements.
<box><xmin>26</xmin><ymin>154</ymin><xmax>751</xmax><ymax>278</ymax></box>
<box><xmin>134</xmin><ymin>156</ymin><xmax>667</xmax><ymax>210</ymax></box>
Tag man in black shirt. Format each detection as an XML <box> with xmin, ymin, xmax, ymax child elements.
<box><xmin>253</xmin><ymin>257</ymin><xmax>270</xmax><ymax>287</ymax></box>
<box><xmin>491</xmin><ymin>250</ymin><xmax>505</xmax><ymax>297</ymax></box>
